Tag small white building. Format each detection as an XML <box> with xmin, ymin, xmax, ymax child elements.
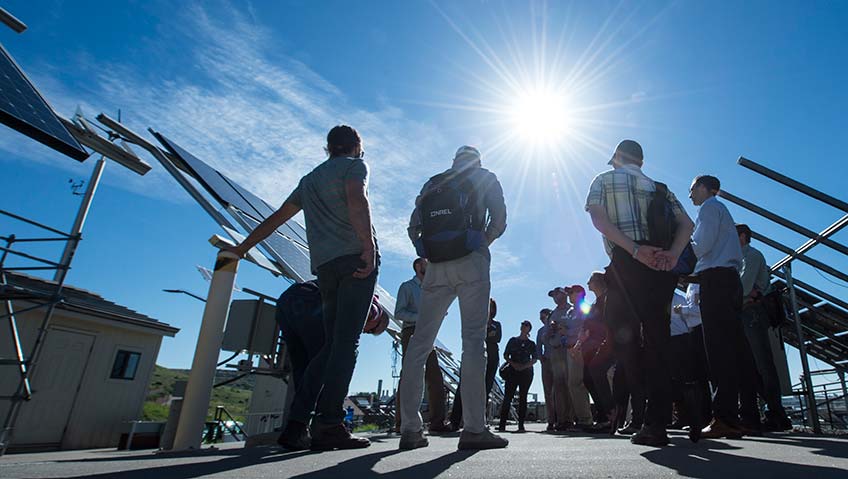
<box><xmin>0</xmin><ymin>273</ymin><xmax>178</xmax><ymax>452</ymax></box>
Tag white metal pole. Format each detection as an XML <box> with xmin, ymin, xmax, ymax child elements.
<box><xmin>171</xmin><ymin>249</ymin><xmax>239</xmax><ymax>450</ymax></box>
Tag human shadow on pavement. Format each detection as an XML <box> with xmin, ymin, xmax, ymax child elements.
<box><xmin>54</xmin><ymin>448</ymin><xmax>314</xmax><ymax>479</ymax></box>
<box><xmin>642</xmin><ymin>444</ymin><xmax>847</xmax><ymax>479</ymax></box>
<box><xmin>743</xmin><ymin>434</ymin><xmax>848</xmax><ymax>460</ymax></box>
<box><xmin>287</xmin><ymin>449</ymin><xmax>477</xmax><ymax>479</ymax></box>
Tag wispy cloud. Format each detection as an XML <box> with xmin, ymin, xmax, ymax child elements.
<box><xmin>0</xmin><ymin>3</ymin><xmax>453</xmax><ymax>260</ymax></box>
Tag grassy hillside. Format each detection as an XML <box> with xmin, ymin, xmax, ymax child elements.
<box><xmin>142</xmin><ymin>365</ymin><xmax>253</xmax><ymax>422</ymax></box>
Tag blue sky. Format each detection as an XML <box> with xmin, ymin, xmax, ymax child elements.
<box><xmin>1</xmin><ymin>0</ymin><xmax>846</xmax><ymax>398</ymax></box>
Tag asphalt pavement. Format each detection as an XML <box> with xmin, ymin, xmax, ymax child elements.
<box><xmin>1</xmin><ymin>424</ymin><xmax>846</xmax><ymax>478</ymax></box>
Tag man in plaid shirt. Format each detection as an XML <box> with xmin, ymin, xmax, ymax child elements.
<box><xmin>585</xmin><ymin>140</ymin><xmax>694</xmax><ymax>447</ymax></box>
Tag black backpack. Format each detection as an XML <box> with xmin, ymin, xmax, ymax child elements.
<box><xmin>647</xmin><ymin>182</ymin><xmax>697</xmax><ymax>275</ymax></box>
<box><xmin>414</xmin><ymin>171</ymin><xmax>487</xmax><ymax>263</ymax></box>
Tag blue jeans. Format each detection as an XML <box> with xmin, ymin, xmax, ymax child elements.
<box><xmin>740</xmin><ymin>302</ymin><xmax>785</xmax><ymax>419</ymax></box>
<box><xmin>288</xmin><ymin>254</ymin><xmax>377</xmax><ymax>426</ymax></box>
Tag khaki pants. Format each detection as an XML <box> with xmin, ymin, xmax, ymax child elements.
<box><xmin>548</xmin><ymin>347</ymin><xmax>574</xmax><ymax>425</ymax></box>
<box><xmin>565</xmin><ymin>348</ymin><xmax>592</xmax><ymax>425</ymax></box>
<box><xmin>400</xmin><ymin>251</ymin><xmax>491</xmax><ymax>434</ymax></box>
<box><xmin>395</xmin><ymin>326</ymin><xmax>446</xmax><ymax>429</ymax></box>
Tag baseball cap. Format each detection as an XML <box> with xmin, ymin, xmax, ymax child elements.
<box><xmin>363</xmin><ymin>296</ymin><xmax>389</xmax><ymax>335</ymax></box>
<box><xmin>454</xmin><ymin>145</ymin><xmax>482</xmax><ymax>164</ymax></box>
<box><xmin>547</xmin><ymin>286</ymin><xmax>568</xmax><ymax>297</ymax></box>
<box><xmin>608</xmin><ymin>139</ymin><xmax>643</xmax><ymax>166</ymax></box>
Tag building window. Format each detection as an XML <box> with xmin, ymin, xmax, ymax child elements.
<box><xmin>111</xmin><ymin>350</ymin><xmax>141</xmax><ymax>380</ymax></box>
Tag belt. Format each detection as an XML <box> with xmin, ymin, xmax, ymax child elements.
<box><xmin>699</xmin><ymin>266</ymin><xmax>738</xmax><ymax>275</ymax></box>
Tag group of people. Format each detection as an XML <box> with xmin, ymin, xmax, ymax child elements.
<box><xmin>227</xmin><ymin>124</ymin><xmax>790</xmax><ymax>453</ymax></box>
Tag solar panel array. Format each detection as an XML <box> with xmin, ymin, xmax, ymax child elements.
<box><xmin>773</xmin><ymin>279</ymin><xmax>848</xmax><ymax>367</ymax></box>
<box><xmin>153</xmin><ymin>133</ymin><xmax>314</xmax><ymax>282</ymax></box>
<box><xmin>0</xmin><ymin>44</ymin><xmax>88</xmax><ymax>161</ymax></box>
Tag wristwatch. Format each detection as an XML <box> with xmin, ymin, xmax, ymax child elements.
<box><xmin>632</xmin><ymin>244</ymin><xmax>640</xmax><ymax>258</ymax></box>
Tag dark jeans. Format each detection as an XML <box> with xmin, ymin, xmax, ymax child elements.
<box><xmin>499</xmin><ymin>367</ymin><xmax>534</xmax><ymax>425</ymax></box>
<box><xmin>450</xmin><ymin>355</ymin><xmax>498</xmax><ymax>426</ymax></box>
<box><xmin>605</xmin><ymin>246</ymin><xmax>677</xmax><ymax>429</ymax></box>
<box><xmin>669</xmin><ymin>325</ymin><xmax>712</xmax><ymax>425</ymax></box>
<box><xmin>698</xmin><ymin>266</ymin><xmax>745</xmax><ymax>426</ymax></box>
<box><xmin>279</xmin><ymin>313</ymin><xmax>325</xmax><ymax>393</ymax></box>
<box><xmin>741</xmin><ymin>303</ymin><xmax>787</xmax><ymax>420</ymax></box>
<box><xmin>396</xmin><ymin>325</ymin><xmax>446</xmax><ymax>428</ymax></box>
<box><xmin>585</xmin><ymin>354</ymin><xmax>614</xmax><ymax>419</ymax></box>
<box><xmin>288</xmin><ymin>254</ymin><xmax>377</xmax><ymax>426</ymax></box>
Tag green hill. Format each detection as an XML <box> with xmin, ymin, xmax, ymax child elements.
<box><xmin>142</xmin><ymin>365</ymin><xmax>253</xmax><ymax>422</ymax></box>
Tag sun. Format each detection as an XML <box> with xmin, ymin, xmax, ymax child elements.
<box><xmin>507</xmin><ymin>88</ymin><xmax>572</xmax><ymax>148</ymax></box>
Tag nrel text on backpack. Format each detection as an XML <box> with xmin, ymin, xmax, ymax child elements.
<box><xmin>415</xmin><ymin>172</ymin><xmax>486</xmax><ymax>263</ymax></box>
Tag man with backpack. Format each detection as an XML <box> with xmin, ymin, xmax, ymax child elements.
<box><xmin>585</xmin><ymin>140</ymin><xmax>694</xmax><ymax>447</ymax></box>
<box><xmin>687</xmin><ymin>175</ymin><xmax>750</xmax><ymax>439</ymax></box>
<box><xmin>399</xmin><ymin>145</ymin><xmax>508</xmax><ymax>451</ymax></box>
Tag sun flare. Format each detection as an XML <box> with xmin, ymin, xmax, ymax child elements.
<box><xmin>508</xmin><ymin>88</ymin><xmax>572</xmax><ymax>148</ymax></box>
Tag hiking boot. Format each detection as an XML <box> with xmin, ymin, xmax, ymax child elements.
<box><xmin>629</xmin><ymin>425</ymin><xmax>670</xmax><ymax>447</ymax></box>
<box><xmin>701</xmin><ymin>418</ymin><xmax>744</xmax><ymax>439</ymax></box>
<box><xmin>277</xmin><ymin>420</ymin><xmax>311</xmax><ymax>451</ymax></box>
<box><xmin>310</xmin><ymin>424</ymin><xmax>371</xmax><ymax>451</ymax></box>
<box><xmin>399</xmin><ymin>430</ymin><xmax>429</xmax><ymax>450</ymax></box>
<box><xmin>458</xmin><ymin>429</ymin><xmax>509</xmax><ymax>450</ymax></box>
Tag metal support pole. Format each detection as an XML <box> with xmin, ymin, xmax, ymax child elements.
<box><xmin>772</xmin><ymin>214</ymin><xmax>848</xmax><ymax>272</ymax></box>
<box><xmin>738</xmin><ymin>157</ymin><xmax>848</xmax><ymax>213</ymax></box>
<box><xmin>783</xmin><ymin>263</ymin><xmax>822</xmax><ymax>434</ymax></box>
<box><xmin>54</xmin><ymin>158</ymin><xmax>106</xmax><ymax>282</ymax></box>
<box><xmin>719</xmin><ymin>190</ymin><xmax>848</xmax><ymax>257</ymax></box>
<box><xmin>170</xmin><ymin>249</ymin><xmax>239</xmax><ymax>450</ymax></box>
<box><xmin>839</xmin><ymin>370</ymin><xmax>848</xmax><ymax>414</ymax></box>
<box><xmin>752</xmin><ymin>231</ymin><xmax>848</xmax><ymax>284</ymax></box>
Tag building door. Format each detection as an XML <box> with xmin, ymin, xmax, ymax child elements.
<box><xmin>12</xmin><ymin>328</ymin><xmax>94</xmax><ymax>448</ymax></box>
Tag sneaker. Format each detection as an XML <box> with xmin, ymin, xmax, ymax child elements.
<box><xmin>701</xmin><ymin>418</ymin><xmax>744</xmax><ymax>440</ymax></box>
<box><xmin>277</xmin><ymin>420</ymin><xmax>311</xmax><ymax>451</ymax></box>
<box><xmin>399</xmin><ymin>430</ymin><xmax>429</xmax><ymax>450</ymax></box>
<box><xmin>616</xmin><ymin>422</ymin><xmax>641</xmax><ymax>436</ymax></box>
<box><xmin>458</xmin><ymin>429</ymin><xmax>509</xmax><ymax>450</ymax></box>
<box><xmin>517</xmin><ymin>423</ymin><xmax>526</xmax><ymax>433</ymax></box>
<box><xmin>496</xmin><ymin>424</ymin><xmax>506</xmax><ymax>432</ymax></box>
<box><xmin>546</xmin><ymin>423</ymin><xmax>555</xmax><ymax>432</ymax></box>
<box><xmin>629</xmin><ymin>425</ymin><xmax>670</xmax><ymax>447</ymax></box>
<box><xmin>311</xmin><ymin>424</ymin><xmax>371</xmax><ymax>451</ymax></box>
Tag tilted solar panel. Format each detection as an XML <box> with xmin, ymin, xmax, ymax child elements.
<box><xmin>154</xmin><ymin>133</ymin><xmax>266</xmax><ymax>221</ymax></box>
<box><xmin>0</xmin><ymin>44</ymin><xmax>87</xmax><ymax>161</ymax></box>
<box><xmin>233</xmin><ymin>210</ymin><xmax>315</xmax><ymax>282</ymax></box>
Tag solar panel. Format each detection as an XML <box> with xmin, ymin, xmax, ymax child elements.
<box><xmin>154</xmin><ymin>133</ymin><xmax>265</xmax><ymax>220</ymax></box>
<box><xmin>0</xmin><ymin>43</ymin><xmax>87</xmax><ymax>161</ymax></box>
<box><xmin>233</xmin><ymin>210</ymin><xmax>315</xmax><ymax>282</ymax></box>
